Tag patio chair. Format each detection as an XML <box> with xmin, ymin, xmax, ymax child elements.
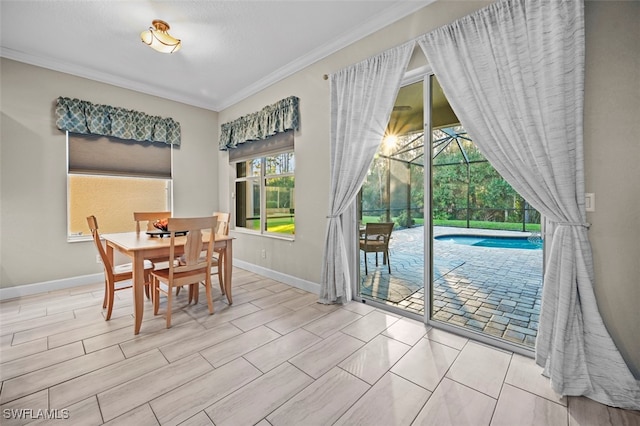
<box><xmin>359</xmin><ymin>222</ymin><xmax>394</xmax><ymax>275</ymax></box>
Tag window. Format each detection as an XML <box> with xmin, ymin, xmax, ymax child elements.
<box><xmin>234</xmin><ymin>151</ymin><xmax>295</xmax><ymax>237</ymax></box>
<box><xmin>67</xmin><ymin>132</ymin><xmax>172</xmax><ymax>240</ymax></box>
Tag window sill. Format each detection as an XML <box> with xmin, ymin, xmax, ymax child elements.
<box><xmin>231</xmin><ymin>228</ymin><xmax>295</xmax><ymax>242</ymax></box>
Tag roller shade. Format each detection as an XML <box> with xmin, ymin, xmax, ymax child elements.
<box><xmin>68</xmin><ymin>133</ymin><xmax>172</xmax><ymax>178</ymax></box>
<box><xmin>228</xmin><ymin>130</ymin><xmax>294</xmax><ymax>163</ymax></box>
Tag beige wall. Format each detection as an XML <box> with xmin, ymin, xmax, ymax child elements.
<box><xmin>583</xmin><ymin>1</ymin><xmax>640</xmax><ymax>377</ymax></box>
<box><xmin>0</xmin><ymin>59</ymin><xmax>219</xmax><ymax>287</ymax></box>
<box><xmin>1</xmin><ymin>0</ymin><xmax>637</xmax><ymax>376</ymax></box>
<box><xmin>217</xmin><ymin>0</ymin><xmax>639</xmax><ymax>375</ymax></box>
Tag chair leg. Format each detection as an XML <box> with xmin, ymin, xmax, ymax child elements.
<box><xmin>166</xmin><ymin>285</ymin><xmax>173</xmax><ymax>328</ymax></box>
<box><xmin>204</xmin><ymin>279</ymin><xmax>214</xmax><ymax>314</ymax></box>
<box><xmin>153</xmin><ymin>277</ymin><xmax>160</xmax><ymax>315</ymax></box>
<box><xmin>387</xmin><ymin>250</ymin><xmax>391</xmax><ymax>274</ymax></box>
<box><xmin>105</xmin><ymin>280</ymin><xmax>115</xmax><ymax>321</ymax></box>
<box><xmin>218</xmin><ymin>252</ymin><xmax>225</xmax><ymax>295</ymax></box>
<box><xmin>364</xmin><ymin>253</ymin><xmax>368</xmax><ymax>275</ymax></box>
<box><xmin>375</xmin><ymin>252</ymin><xmax>379</xmax><ymax>266</ymax></box>
<box><xmin>102</xmin><ymin>278</ymin><xmax>108</xmax><ymax>309</ymax></box>
<box><xmin>144</xmin><ymin>270</ymin><xmax>151</xmax><ymax>300</ymax></box>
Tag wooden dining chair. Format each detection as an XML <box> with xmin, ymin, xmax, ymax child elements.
<box><xmin>212</xmin><ymin>211</ymin><xmax>231</xmax><ymax>294</ymax></box>
<box><xmin>134</xmin><ymin>211</ymin><xmax>172</xmax><ymax>234</ymax></box>
<box><xmin>151</xmin><ymin>216</ymin><xmax>217</xmax><ymax>328</ymax></box>
<box><xmin>87</xmin><ymin>215</ymin><xmax>154</xmax><ymax>320</ymax></box>
<box><xmin>178</xmin><ymin>211</ymin><xmax>230</xmax><ymax>303</ymax></box>
<box><xmin>359</xmin><ymin>222</ymin><xmax>394</xmax><ymax>275</ymax></box>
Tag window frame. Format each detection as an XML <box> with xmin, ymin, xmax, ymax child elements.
<box><xmin>66</xmin><ymin>131</ymin><xmax>173</xmax><ymax>242</ymax></box>
<box><xmin>232</xmin><ymin>150</ymin><xmax>295</xmax><ymax>240</ymax></box>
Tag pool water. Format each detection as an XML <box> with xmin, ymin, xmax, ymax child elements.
<box><xmin>435</xmin><ymin>235</ymin><xmax>542</xmax><ymax>250</ymax></box>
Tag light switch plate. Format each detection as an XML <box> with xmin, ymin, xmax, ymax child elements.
<box><xmin>585</xmin><ymin>193</ymin><xmax>595</xmax><ymax>212</ymax></box>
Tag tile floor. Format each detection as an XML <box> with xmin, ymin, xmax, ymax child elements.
<box><xmin>1</xmin><ymin>268</ymin><xmax>638</xmax><ymax>425</ymax></box>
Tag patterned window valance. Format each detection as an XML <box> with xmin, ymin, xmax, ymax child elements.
<box><xmin>55</xmin><ymin>97</ymin><xmax>181</xmax><ymax>146</ymax></box>
<box><xmin>219</xmin><ymin>95</ymin><xmax>299</xmax><ymax>151</ymax></box>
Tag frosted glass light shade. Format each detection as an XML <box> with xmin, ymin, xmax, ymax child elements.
<box><xmin>141</xmin><ymin>20</ymin><xmax>181</xmax><ymax>53</ymax></box>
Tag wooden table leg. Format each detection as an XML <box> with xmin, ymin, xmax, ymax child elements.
<box><xmin>133</xmin><ymin>254</ymin><xmax>145</xmax><ymax>334</ymax></box>
<box><xmin>224</xmin><ymin>240</ymin><xmax>233</xmax><ymax>305</ymax></box>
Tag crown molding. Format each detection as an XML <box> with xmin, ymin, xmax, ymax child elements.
<box><xmin>217</xmin><ymin>0</ymin><xmax>435</xmax><ymax>110</ymax></box>
<box><xmin>1</xmin><ymin>0</ymin><xmax>434</xmax><ymax>112</ymax></box>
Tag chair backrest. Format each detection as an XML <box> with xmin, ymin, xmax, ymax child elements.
<box><xmin>87</xmin><ymin>215</ymin><xmax>113</xmax><ymax>274</ymax></box>
<box><xmin>212</xmin><ymin>211</ymin><xmax>230</xmax><ymax>236</ymax></box>
<box><xmin>363</xmin><ymin>222</ymin><xmax>394</xmax><ymax>246</ymax></box>
<box><xmin>134</xmin><ymin>211</ymin><xmax>172</xmax><ymax>233</ymax></box>
<box><xmin>167</xmin><ymin>216</ymin><xmax>217</xmax><ymax>283</ymax></box>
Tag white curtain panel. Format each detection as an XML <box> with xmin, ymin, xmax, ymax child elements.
<box><xmin>418</xmin><ymin>0</ymin><xmax>639</xmax><ymax>409</ymax></box>
<box><xmin>319</xmin><ymin>41</ymin><xmax>414</xmax><ymax>304</ymax></box>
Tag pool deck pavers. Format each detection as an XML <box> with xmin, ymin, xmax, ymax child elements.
<box><xmin>359</xmin><ymin>226</ymin><xmax>543</xmax><ymax>348</ymax></box>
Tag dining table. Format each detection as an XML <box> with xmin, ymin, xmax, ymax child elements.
<box><xmin>102</xmin><ymin>231</ymin><xmax>234</xmax><ymax>334</ymax></box>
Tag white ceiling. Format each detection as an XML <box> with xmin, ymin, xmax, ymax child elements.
<box><xmin>1</xmin><ymin>0</ymin><xmax>432</xmax><ymax>111</ymax></box>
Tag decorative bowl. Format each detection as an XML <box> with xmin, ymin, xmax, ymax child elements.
<box><xmin>153</xmin><ymin>219</ymin><xmax>169</xmax><ymax>231</ymax></box>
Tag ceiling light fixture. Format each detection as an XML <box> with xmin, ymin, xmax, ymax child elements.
<box><xmin>140</xmin><ymin>19</ymin><xmax>181</xmax><ymax>53</ymax></box>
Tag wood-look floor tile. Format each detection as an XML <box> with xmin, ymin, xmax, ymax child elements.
<box><xmin>413</xmin><ymin>377</ymin><xmax>496</xmax><ymax>426</ymax></box>
<box><xmin>0</xmin><ymin>311</ymin><xmax>75</xmax><ymax>337</ymax></box>
<box><xmin>177</xmin><ymin>411</ymin><xmax>214</xmax><ymax>426</ymax></box>
<box><xmin>390</xmin><ymin>338</ymin><xmax>459</xmax><ymax>391</ymax></box>
<box><xmin>339</xmin><ymin>334</ymin><xmax>411</xmax><ymax>385</ymax></box>
<box><xmin>11</xmin><ymin>311</ymin><xmax>103</xmax><ymax>345</ymax></box>
<box><xmin>50</xmin><ymin>349</ymin><xmax>168</xmax><ymax>409</ymax></box>
<box><xmin>335</xmin><ymin>372</ymin><xmax>431</xmax><ymax>426</ymax></box>
<box><xmin>302</xmin><ymin>308</ymin><xmax>362</xmax><ymax>338</ymax></box>
<box><xmin>251</xmin><ymin>289</ymin><xmax>304</xmax><ymax>309</ymax></box>
<box><xmin>340</xmin><ymin>310</ymin><xmax>400</xmax><ymax>342</ymax></box>
<box><xmin>244</xmin><ymin>328</ymin><xmax>322</xmax><ymax>373</ymax></box>
<box><xmin>289</xmin><ymin>331</ymin><xmax>364</xmax><ymax>379</ymax></box>
<box><xmin>425</xmin><ymin>327</ymin><xmax>469</xmax><ymax>350</ymax></box>
<box><xmin>103</xmin><ymin>403</ymin><xmax>159</xmax><ymax>426</ymax></box>
<box><xmin>82</xmin><ymin>310</ymin><xmax>193</xmax><ymax>353</ymax></box>
<box><xmin>0</xmin><ymin>307</ymin><xmax>47</xmax><ymax>327</ymax></box>
<box><xmin>0</xmin><ymin>341</ymin><xmax>85</xmax><ymax>382</ymax></box>
<box><xmin>231</xmin><ymin>305</ymin><xmax>294</xmax><ymax>331</ymax></box>
<box><xmin>197</xmin><ymin>302</ymin><xmax>262</xmax><ymax>329</ymax></box>
<box><xmin>0</xmin><ymin>389</ymin><xmax>48</xmax><ymax>426</ymax></box>
<box><xmin>150</xmin><ymin>357</ymin><xmax>262</xmax><ymax>426</ymax></box>
<box><xmin>1</xmin><ymin>345</ymin><xmax>124</xmax><ymax>404</ymax></box>
<box><xmin>491</xmin><ymin>384</ymin><xmax>567</xmax><ymax>426</ymax></box>
<box><xmin>568</xmin><ymin>395</ymin><xmax>640</xmax><ymax>426</ymax></box>
<box><xmin>265</xmin><ymin>305</ymin><xmax>328</xmax><ymax>335</ymax></box>
<box><xmin>267</xmin><ymin>367</ymin><xmax>369</xmax><ymax>426</ymax></box>
<box><xmin>199</xmin><ymin>325</ymin><xmax>281</xmax><ymax>367</ymax></box>
<box><xmin>0</xmin><ymin>338</ymin><xmax>48</xmax><ymax>364</ymax></box>
<box><xmin>381</xmin><ymin>317</ymin><xmax>429</xmax><ymax>346</ymax></box>
<box><xmin>229</xmin><ymin>289</ymin><xmax>275</xmax><ymax>305</ymax></box>
<box><xmin>98</xmin><ymin>353</ymin><xmax>213</xmax><ymax>422</ymax></box>
<box><xmin>119</xmin><ymin>321</ymin><xmax>202</xmax><ymax>358</ymax></box>
<box><xmin>505</xmin><ymin>353</ymin><xmax>566</xmax><ymax>406</ymax></box>
<box><xmin>340</xmin><ymin>300</ymin><xmax>377</xmax><ymax>316</ymax></box>
<box><xmin>265</xmin><ymin>282</ymin><xmax>293</xmax><ymax>293</ymax></box>
<box><xmin>47</xmin><ymin>315</ymin><xmax>133</xmax><ymax>349</ymax></box>
<box><xmin>446</xmin><ymin>341</ymin><xmax>511</xmax><ymax>398</ymax></box>
<box><xmin>205</xmin><ymin>362</ymin><xmax>313</xmax><ymax>426</ymax></box>
<box><xmin>29</xmin><ymin>396</ymin><xmax>103</xmax><ymax>426</ymax></box>
<box><xmin>159</xmin><ymin>322</ymin><xmax>243</xmax><ymax>362</ymax></box>
<box><xmin>279</xmin><ymin>292</ymin><xmax>319</xmax><ymax>310</ymax></box>
<box><xmin>45</xmin><ymin>293</ymin><xmax>103</xmax><ymax>315</ymax></box>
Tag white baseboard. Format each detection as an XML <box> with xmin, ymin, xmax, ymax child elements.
<box><xmin>233</xmin><ymin>260</ymin><xmax>321</xmax><ymax>295</ymax></box>
<box><xmin>0</xmin><ymin>273</ymin><xmax>104</xmax><ymax>301</ymax></box>
<box><xmin>0</xmin><ymin>262</ymin><xmax>320</xmax><ymax>301</ymax></box>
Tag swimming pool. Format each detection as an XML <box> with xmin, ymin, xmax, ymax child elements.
<box><xmin>434</xmin><ymin>234</ymin><xmax>542</xmax><ymax>250</ymax></box>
